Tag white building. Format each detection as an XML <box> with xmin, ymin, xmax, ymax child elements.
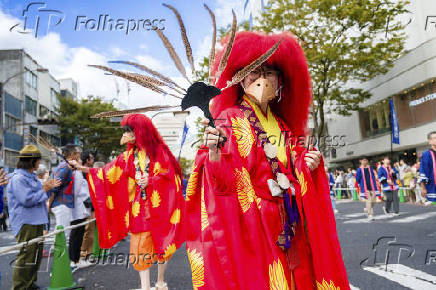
<box><xmin>325</xmin><ymin>0</ymin><xmax>436</xmax><ymax>168</ymax></box>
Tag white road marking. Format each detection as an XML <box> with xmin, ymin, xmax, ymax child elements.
<box><xmin>349</xmin><ymin>284</ymin><xmax>361</xmax><ymax>290</ymax></box>
<box><xmin>390</xmin><ymin>212</ymin><xmax>436</xmax><ymax>223</ymax></box>
<box><xmin>363</xmin><ymin>264</ymin><xmax>436</xmax><ymax>290</ymax></box>
<box><xmin>344</xmin><ymin>213</ymin><xmax>366</xmax><ymax>218</ymax></box>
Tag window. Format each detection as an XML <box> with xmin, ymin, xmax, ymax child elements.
<box><xmin>24</xmin><ymin>68</ymin><xmax>37</xmax><ymax>89</ymax></box>
<box><xmin>25</xmin><ymin>96</ymin><xmax>37</xmax><ymax>116</ymax></box>
<box><xmin>359</xmin><ymin>100</ymin><xmax>391</xmax><ymax>138</ymax></box>
<box><xmin>30</xmin><ymin>126</ymin><xmax>38</xmax><ymax>138</ymax></box>
<box><xmin>40</xmin><ymin>130</ymin><xmax>50</xmax><ymax>142</ymax></box>
<box><xmin>51</xmin><ymin>88</ymin><xmax>59</xmax><ymax>107</ymax></box>
<box><xmin>5</xmin><ymin>115</ymin><xmax>20</xmax><ymax>133</ymax></box>
<box><xmin>51</xmin><ymin>135</ymin><xmax>61</xmax><ymax>147</ymax></box>
<box><xmin>39</xmin><ymin>105</ymin><xmax>49</xmax><ymax>118</ymax></box>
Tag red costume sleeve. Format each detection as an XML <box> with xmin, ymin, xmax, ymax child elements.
<box><xmin>87</xmin><ymin>153</ymin><xmax>131</xmax><ymax>248</ymax></box>
<box><xmin>146</xmin><ymin>149</ymin><xmax>186</xmax><ymax>257</ymax></box>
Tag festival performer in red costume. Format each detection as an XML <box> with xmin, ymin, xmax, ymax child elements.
<box><xmin>185</xmin><ymin>31</ymin><xmax>350</xmax><ymax>289</ymax></box>
<box><xmin>71</xmin><ymin>114</ymin><xmax>184</xmax><ymax>290</ymax></box>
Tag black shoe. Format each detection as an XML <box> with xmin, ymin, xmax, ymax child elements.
<box><xmin>30</xmin><ymin>284</ymin><xmax>41</xmax><ymax>289</ymax></box>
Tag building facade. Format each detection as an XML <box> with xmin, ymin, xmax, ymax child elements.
<box><xmin>0</xmin><ymin>49</ymin><xmax>62</xmax><ymax>169</ymax></box>
<box><xmin>325</xmin><ymin>0</ymin><xmax>436</xmax><ymax>168</ymax></box>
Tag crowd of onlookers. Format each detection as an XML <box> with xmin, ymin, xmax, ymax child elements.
<box><xmin>0</xmin><ymin>144</ymin><xmax>102</xmax><ymax>289</ymax></box>
<box><xmin>327</xmin><ymin>159</ymin><xmax>428</xmax><ymax>205</ymax></box>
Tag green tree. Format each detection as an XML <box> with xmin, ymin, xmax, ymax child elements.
<box><xmin>58</xmin><ymin>95</ymin><xmax>123</xmax><ymax>161</ymax></box>
<box><xmin>178</xmin><ymin>156</ymin><xmax>194</xmax><ymax>176</ymax></box>
<box><xmin>257</xmin><ymin>0</ymin><xmax>409</xmax><ymax>149</ymax></box>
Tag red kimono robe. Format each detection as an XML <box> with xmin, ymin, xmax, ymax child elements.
<box><xmin>87</xmin><ymin>147</ymin><xmax>185</xmax><ymax>257</ymax></box>
<box><xmin>186</xmin><ymin>102</ymin><xmax>349</xmax><ymax>289</ymax></box>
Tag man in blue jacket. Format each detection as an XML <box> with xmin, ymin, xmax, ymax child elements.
<box><xmin>378</xmin><ymin>156</ymin><xmax>400</xmax><ymax>216</ymax></box>
<box><xmin>356</xmin><ymin>156</ymin><xmax>379</xmax><ymax>220</ymax></box>
<box><xmin>7</xmin><ymin>145</ymin><xmax>60</xmax><ymax>290</ymax></box>
<box><xmin>419</xmin><ymin>131</ymin><xmax>436</xmax><ymax>204</ymax></box>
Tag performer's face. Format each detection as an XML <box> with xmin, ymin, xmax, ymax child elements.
<box><xmin>120</xmin><ymin>127</ymin><xmax>136</xmax><ymax>145</ymax></box>
<box><xmin>241</xmin><ymin>64</ymin><xmax>280</xmax><ymax>106</ymax></box>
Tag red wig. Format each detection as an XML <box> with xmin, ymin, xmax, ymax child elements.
<box><xmin>211</xmin><ymin>31</ymin><xmax>312</xmax><ymax>137</ymax></box>
<box><xmin>121</xmin><ymin>114</ymin><xmax>181</xmax><ymax>175</ymax></box>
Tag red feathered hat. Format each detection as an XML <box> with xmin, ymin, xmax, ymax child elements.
<box><xmin>120</xmin><ymin>114</ymin><xmax>180</xmax><ymax>174</ymax></box>
<box><xmin>211</xmin><ymin>31</ymin><xmax>312</xmax><ymax>137</ymax></box>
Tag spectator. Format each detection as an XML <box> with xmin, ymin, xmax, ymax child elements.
<box><xmin>36</xmin><ymin>164</ymin><xmax>51</xmax><ymax>236</ymax></box>
<box><xmin>398</xmin><ymin>159</ymin><xmax>409</xmax><ymax>187</ymax></box>
<box><xmin>49</xmin><ymin>144</ymin><xmax>80</xmax><ymax>239</ymax></box>
<box><xmin>403</xmin><ymin>167</ymin><xmax>414</xmax><ymax>203</ymax></box>
<box><xmin>378</xmin><ymin>156</ymin><xmax>400</xmax><ymax>216</ymax></box>
<box><xmin>80</xmin><ymin>151</ymin><xmax>96</xmax><ymax>260</ymax></box>
<box><xmin>6</xmin><ymin>145</ymin><xmax>60</xmax><ymax>290</ymax></box>
<box><xmin>335</xmin><ymin>170</ymin><xmax>345</xmax><ymax>199</ymax></box>
<box><xmin>69</xmin><ymin>157</ymin><xmax>92</xmax><ymax>272</ymax></box>
<box><xmin>326</xmin><ymin>167</ymin><xmax>338</xmax><ymax>214</ymax></box>
<box><xmin>412</xmin><ymin>161</ymin><xmax>425</xmax><ymax>204</ymax></box>
<box><xmin>356</xmin><ymin>156</ymin><xmax>379</xmax><ymax>221</ymax></box>
<box><xmin>419</xmin><ymin>131</ymin><xmax>436</xmax><ymax>205</ymax></box>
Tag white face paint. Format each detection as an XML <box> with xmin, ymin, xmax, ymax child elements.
<box><xmin>241</xmin><ymin>64</ymin><xmax>280</xmax><ymax>108</ymax></box>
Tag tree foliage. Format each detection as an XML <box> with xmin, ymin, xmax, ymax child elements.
<box><xmin>257</xmin><ymin>0</ymin><xmax>409</xmax><ymax>143</ymax></box>
<box><xmin>57</xmin><ymin>95</ymin><xmax>123</xmax><ymax>161</ymax></box>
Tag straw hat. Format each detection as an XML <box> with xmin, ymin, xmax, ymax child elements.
<box><xmin>17</xmin><ymin>145</ymin><xmax>42</xmax><ymax>158</ymax></box>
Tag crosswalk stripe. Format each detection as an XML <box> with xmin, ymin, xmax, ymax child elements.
<box><xmin>390</xmin><ymin>212</ymin><xmax>436</xmax><ymax>223</ymax></box>
<box><xmin>349</xmin><ymin>284</ymin><xmax>360</xmax><ymax>290</ymax></box>
<box><xmin>363</xmin><ymin>264</ymin><xmax>436</xmax><ymax>289</ymax></box>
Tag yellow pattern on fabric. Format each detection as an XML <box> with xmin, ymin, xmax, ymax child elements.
<box><xmin>88</xmin><ymin>175</ymin><xmax>95</xmax><ymax>194</ymax></box>
<box><xmin>201</xmin><ymin>185</ymin><xmax>209</xmax><ymax>231</ymax></box>
<box><xmin>151</xmin><ymin>190</ymin><xmax>161</xmax><ymax>208</ymax></box>
<box><xmin>106</xmin><ymin>196</ymin><xmax>114</xmax><ymax>210</ymax></box>
<box><xmin>186</xmin><ymin>170</ymin><xmax>199</xmax><ymax>201</ymax></box>
<box><xmin>170</xmin><ymin>208</ymin><xmax>181</xmax><ymax>224</ymax></box>
<box><xmin>164</xmin><ymin>243</ymin><xmax>176</xmax><ymax>258</ymax></box>
<box><xmin>244</xmin><ymin>96</ymin><xmax>287</xmax><ymax>166</ymax></box>
<box><xmin>128</xmin><ymin>177</ymin><xmax>136</xmax><ymax>202</ymax></box>
<box><xmin>107</xmin><ymin>231</ymin><xmax>112</xmax><ymax>240</ymax></box>
<box><xmin>153</xmin><ymin>162</ymin><xmax>168</xmax><ymax>176</ymax></box>
<box><xmin>231</xmin><ymin>116</ymin><xmax>255</xmax><ymax>158</ymax></box>
<box><xmin>295</xmin><ymin>168</ymin><xmax>307</xmax><ymax>196</ymax></box>
<box><xmin>107</xmin><ymin>165</ymin><xmax>123</xmax><ymax>184</ymax></box>
<box><xmin>123</xmin><ymin>149</ymin><xmax>133</xmax><ymax>163</ymax></box>
<box><xmin>316</xmin><ymin>279</ymin><xmax>340</xmax><ymax>290</ymax></box>
<box><xmin>175</xmin><ymin>174</ymin><xmax>182</xmax><ymax>193</ymax></box>
<box><xmin>125</xmin><ymin>212</ymin><xmax>129</xmax><ymax>228</ymax></box>
<box><xmin>269</xmin><ymin>258</ymin><xmax>290</xmax><ymax>290</ymax></box>
<box><xmin>235</xmin><ymin>167</ymin><xmax>257</xmax><ymax>213</ymax></box>
<box><xmin>132</xmin><ymin>201</ymin><xmax>140</xmax><ymax>217</ymax></box>
<box><xmin>137</xmin><ymin>149</ymin><xmax>147</xmax><ymax>173</ymax></box>
<box><xmin>187</xmin><ymin>248</ymin><xmax>205</xmax><ymax>289</ymax></box>
<box><xmin>96</xmin><ymin>168</ymin><xmax>104</xmax><ymax>181</ymax></box>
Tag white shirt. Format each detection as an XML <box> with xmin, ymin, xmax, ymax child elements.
<box><xmin>72</xmin><ymin>171</ymin><xmax>90</xmax><ymax>220</ymax></box>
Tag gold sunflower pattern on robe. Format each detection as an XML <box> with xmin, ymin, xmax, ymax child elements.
<box><xmin>269</xmin><ymin>258</ymin><xmax>290</xmax><ymax>290</ymax></box>
<box><xmin>170</xmin><ymin>208</ymin><xmax>181</xmax><ymax>224</ymax></box>
<box><xmin>164</xmin><ymin>243</ymin><xmax>176</xmax><ymax>258</ymax></box>
<box><xmin>187</xmin><ymin>248</ymin><xmax>205</xmax><ymax>289</ymax></box>
<box><xmin>185</xmin><ymin>170</ymin><xmax>199</xmax><ymax>201</ymax></box>
<box><xmin>200</xmin><ymin>185</ymin><xmax>209</xmax><ymax>231</ymax></box>
<box><xmin>106</xmin><ymin>165</ymin><xmax>123</xmax><ymax>184</ymax></box>
<box><xmin>151</xmin><ymin>190</ymin><xmax>161</xmax><ymax>208</ymax></box>
<box><xmin>295</xmin><ymin>168</ymin><xmax>307</xmax><ymax>197</ymax></box>
<box><xmin>131</xmin><ymin>201</ymin><xmax>140</xmax><ymax>217</ymax></box>
<box><xmin>128</xmin><ymin>177</ymin><xmax>136</xmax><ymax>202</ymax></box>
<box><xmin>106</xmin><ymin>196</ymin><xmax>114</xmax><ymax>210</ymax></box>
<box><xmin>235</xmin><ymin>167</ymin><xmax>260</xmax><ymax>213</ymax></box>
<box><xmin>231</xmin><ymin>117</ymin><xmax>255</xmax><ymax>158</ymax></box>
<box><xmin>316</xmin><ymin>279</ymin><xmax>340</xmax><ymax>290</ymax></box>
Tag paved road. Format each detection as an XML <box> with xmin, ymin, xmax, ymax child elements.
<box><xmin>0</xmin><ymin>201</ymin><xmax>435</xmax><ymax>289</ymax></box>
